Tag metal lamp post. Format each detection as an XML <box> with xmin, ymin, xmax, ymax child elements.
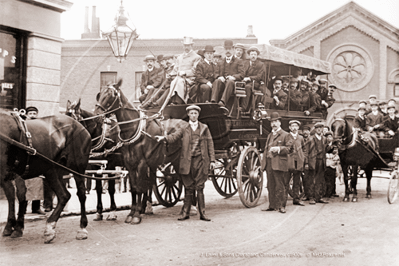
<box><xmin>103</xmin><ymin>1</ymin><xmax>138</xmax><ymax>63</ymax></box>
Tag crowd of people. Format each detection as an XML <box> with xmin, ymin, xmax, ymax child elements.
<box><xmin>138</xmin><ymin>37</ymin><xmax>336</xmax><ymax>119</ymax></box>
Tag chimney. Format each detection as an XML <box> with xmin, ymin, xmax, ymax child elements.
<box><xmin>246</xmin><ymin>25</ymin><xmax>256</xmax><ymax>38</ymax></box>
<box><xmin>91</xmin><ymin>6</ymin><xmax>100</xmax><ymax>38</ymax></box>
<box><xmin>83</xmin><ymin>6</ymin><xmax>89</xmax><ymax>33</ymax></box>
<box><xmin>81</xmin><ymin>6</ymin><xmax>100</xmax><ymax>39</ymax></box>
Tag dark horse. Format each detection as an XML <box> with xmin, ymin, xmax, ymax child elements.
<box><xmin>331</xmin><ymin>117</ymin><xmax>382</xmax><ymax>202</ymax></box>
<box><xmin>66</xmin><ymin>99</ymin><xmax>123</xmax><ymax>221</ymax></box>
<box><xmin>0</xmin><ymin>110</ymin><xmax>91</xmax><ymax>243</ymax></box>
<box><xmin>95</xmin><ymin>80</ymin><xmax>185</xmax><ymax>224</ymax></box>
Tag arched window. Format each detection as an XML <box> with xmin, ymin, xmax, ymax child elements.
<box><xmin>394</xmin><ymin>74</ymin><xmax>399</xmax><ymax>97</ymax></box>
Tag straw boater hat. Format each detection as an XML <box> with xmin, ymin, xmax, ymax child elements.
<box><xmin>181</xmin><ymin>36</ymin><xmax>194</xmax><ymax>45</ymax></box>
<box><xmin>143</xmin><ymin>55</ymin><xmax>156</xmax><ymax>62</ymax></box>
<box><xmin>269</xmin><ymin>112</ymin><xmax>281</xmax><ymax>121</ymax></box>
<box><xmin>186</xmin><ymin>105</ymin><xmax>201</xmax><ymax>113</ymax></box>
<box><xmin>314</xmin><ymin>122</ymin><xmax>324</xmax><ymax>128</ymax></box>
<box><xmin>289</xmin><ymin>120</ymin><xmax>301</xmax><ymax>126</ymax></box>
<box><xmin>247</xmin><ymin>46</ymin><xmax>260</xmax><ymax>55</ymax></box>
<box><xmin>26</xmin><ymin>106</ymin><xmax>38</xmax><ymax>113</ymax></box>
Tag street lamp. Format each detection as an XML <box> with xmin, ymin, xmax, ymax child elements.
<box><xmin>103</xmin><ymin>0</ymin><xmax>139</xmax><ymax>63</ymax></box>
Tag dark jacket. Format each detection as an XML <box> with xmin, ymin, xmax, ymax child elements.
<box><xmin>286</xmin><ymin>133</ymin><xmax>307</xmax><ymax>171</ymax></box>
<box><xmin>262</xmin><ymin>129</ymin><xmax>290</xmax><ymax>171</ymax></box>
<box><xmin>298</xmin><ymin>90</ymin><xmax>311</xmax><ymax>111</ymax></box>
<box><xmin>165</xmin><ymin>122</ymin><xmax>215</xmax><ymax>175</ymax></box>
<box><xmin>309</xmin><ymin>91</ymin><xmax>321</xmax><ymax>112</ymax></box>
<box><xmin>270</xmin><ymin>89</ymin><xmax>287</xmax><ymax>110</ymax></box>
<box><xmin>289</xmin><ymin>89</ymin><xmax>301</xmax><ymax>111</ymax></box>
<box><xmin>304</xmin><ymin>134</ymin><xmax>327</xmax><ymax>170</ymax></box>
<box><xmin>383</xmin><ymin>115</ymin><xmax>399</xmax><ymax>132</ymax></box>
<box><xmin>140</xmin><ymin>67</ymin><xmax>164</xmax><ymax>94</ymax></box>
<box><xmin>195</xmin><ymin>60</ymin><xmax>218</xmax><ymax>84</ymax></box>
<box><xmin>242</xmin><ymin>59</ymin><xmax>265</xmax><ymax>85</ymax></box>
<box><xmin>216</xmin><ymin>56</ymin><xmax>244</xmax><ymax>81</ymax></box>
<box><xmin>354</xmin><ymin>115</ymin><xmax>370</xmax><ymax>131</ymax></box>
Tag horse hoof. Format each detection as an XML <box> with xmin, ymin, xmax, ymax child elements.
<box><xmin>145</xmin><ymin>202</ymin><xmax>153</xmax><ymax>215</ymax></box>
<box><xmin>106</xmin><ymin>214</ymin><xmax>117</xmax><ymax>221</ymax></box>
<box><xmin>44</xmin><ymin>230</ymin><xmax>56</xmax><ymax>244</ymax></box>
<box><xmin>366</xmin><ymin>194</ymin><xmax>372</xmax><ymax>199</ymax></box>
<box><xmin>343</xmin><ymin>197</ymin><xmax>349</xmax><ymax>202</ymax></box>
<box><xmin>76</xmin><ymin>228</ymin><xmax>88</xmax><ymax>240</ymax></box>
<box><xmin>352</xmin><ymin>197</ymin><xmax>358</xmax><ymax>202</ymax></box>
<box><xmin>125</xmin><ymin>216</ymin><xmax>133</xmax><ymax>224</ymax></box>
<box><xmin>2</xmin><ymin>227</ymin><xmax>13</xmax><ymax>237</ymax></box>
<box><xmin>93</xmin><ymin>214</ymin><xmax>103</xmax><ymax>221</ymax></box>
<box><xmin>10</xmin><ymin>230</ymin><xmax>23</xmax><ymax>238</ymax></box>
<box><xmin>131</xmin><ymin>216</ymin><xmax>142</xmax><ymax>224</ymax></box>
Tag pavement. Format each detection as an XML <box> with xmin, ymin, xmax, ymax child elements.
<box><xmin>0</xmin><ymin>170</ymin><xmax>393</xmax><ymax>225</ymax></box>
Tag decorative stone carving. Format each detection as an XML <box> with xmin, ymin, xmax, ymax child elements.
<box><xmin>327</xmin><ymin>44</ymin><xmax>374</xmax><ymax>92</ymax></box>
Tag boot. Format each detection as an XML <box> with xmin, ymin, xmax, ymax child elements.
<box><xmin>197</xmin><ymin>189</ymin><xmax>211</xmax><ymax>221</ymax></box>
<box><xmin>178</xmin><ymin>190</ymin><xmax>192</xmax><ymax>221</ymax></box>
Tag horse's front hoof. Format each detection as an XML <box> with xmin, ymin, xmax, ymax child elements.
<box><xmin>343</xmin><ymin>197</ymin><xmax>349</xmax><ymax>202</ymax></box>
<box><xmin>366</xmin><ymin>194</ymin><xmax>372</xmax><ymax>199</ymax></box>
<box><xmin>106</xmin><ymin>213</ymin><xmax>117</xmax><ymax>221</ymax></box>
<box><xmin>76</xmin><ymin>228</ymin><xmax>88</xmax><ymax>240</ymax></box>
<box><xmin>125</xmin><ymin>216</ymin><xmax>133</xmax><ymax>224</ymax></box>
<box><xmin>93</xmin><ymin>213</ymin><xmax>103</xmax><ymax>221</ymax></box>
<box><xmin>145</xmin><ymin>202</ymin><xmax>153</xmax><ymax>215</ymax></box>
<box><xmin>131</xmin><ymin>216</ymin><xmax>142</xmax><ymax>224</ymax></box>
<box><xmin>2</xmin><ymin>227</ymin><xmax>13</xmax><ymax>237</ymax></box>
<box><xmin>44</xmin><ymin>229</ymin><xmax>56</xmax><ymax>244</ymax></box>
<box><xmin>352</xmin><ymin>197</ymin><xmax>358</xmax><ymax>202</ymax></box>
<box><xmin>10</xmin><ymin>229</ymin><xmax>23</xmax><ymax>238</ymax></box>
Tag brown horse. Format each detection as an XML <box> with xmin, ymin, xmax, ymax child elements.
<box><xmin>331</xmin><ymin>117</ymin><xmax>382</xmax><ymax>202</ymax></box>
<box><xmin>66</xmin><ymin>99</ymin><xmax>123</xmax><ymax>221</ymax></box>
<box><xmin>94</xmin><ymin>80</ymin><xmax>185</xmax><ymax>224</ymax></box>
<box><xmin>0</xmin><ymin>110</ymin><xmax>91</xmax><ymax>243</ymax></box>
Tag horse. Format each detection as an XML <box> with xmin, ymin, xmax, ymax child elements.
<box><xmin>66</xmin><ymin>99</ymin><xmax>124</xmax><ymax>221</ymax></box>
<box><xmin>331</xmin><ymin>117</ymin><xmax>380</xmax><ymax>202</ymax></box>
<box><xmin>94</xmin><ymin>79</ymin><xmax>185</xmax><ymax>224</ymax></box>
<box><xmin>0</xmin><ymin>110</ymin><xmax>91</xmax><ymax>243</ymax></box>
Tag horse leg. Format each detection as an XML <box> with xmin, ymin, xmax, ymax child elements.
<box><xmin>43</xmin><ymin>170</ymin><xmax>71</xmax><ymax>244</ymax></box>
<box><xmin>12</xmin><ymin>176</ymin><xmax>28</xmax><ymax>238</ymax></box>
<box><xmin>106</xmin><ymin>179</ymin><xmax>117</xmax><ymax>220</ymax></box>
<box><xmin>93</xmin><ymin>180</ymin><xmax>103</xmax><ymax>221</ymax></box>
<box><xmin>2</xmin><ymin>177</ymin><xmax>18</xmax><ymax>237</ymax></box>
<box><xmin>342</xmin><ymin>165</ymin><xmax>350</xmax><ymax>202</ymax></box>
<box><xmin>351</xmin><ymin>167</ymin><xmax>358</xmax><ymax>202</ymax></box>
<box><xmin>131</xmin><ymin>192</ymin><xmax>143</xmax><ymax>224</ymax></box>
<box><xmin>74</xmin><ymin>175</ymin><xmax>88</xmax><ymax>240</ymax></box>
<box><xmin>145</xmin><ymin>167</ymin><xmax>155</xmax><ymax>215</ymax></box>
<box><xmin>125</xmin><ymin>171</ymin><xmax>136</xmax><ymax>223</ymax></box>
<box><xmin>365</xmin><ymin>168</ymin><xmax>372</xmax><ymax>199</ymax></box>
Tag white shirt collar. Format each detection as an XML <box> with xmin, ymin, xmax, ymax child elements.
<box><xmin>148</xmin><ymin>67</ymin><xmax>154</xmax><ymax>72</ymax></box>
<box><xmin>315</xmin><ymin>133</ymin><xmax>322</xmax><ymax>140</ymax></box>
<box><xmin>204</xmin><ymin>59</ymin><xmax>210</xmax><ymax>65</ymax></box>
<box><xmin>226</xmin><ymin>56</ymin><xmax>233</xmax><ymax>62</ymax></box>
<box><xmin>290</xmin><ymin>132</ymin><xmax>298</xmax><ymax>138</ymax></box>
<box><xmin>189</xmin><ymin>120</ymin><xmax>198</xmax><ymax>131</ymax></box>
<box><xmin>272</xmin><ymin>127</ymin><xmax>281</xmax><ymax>135</ymax></box>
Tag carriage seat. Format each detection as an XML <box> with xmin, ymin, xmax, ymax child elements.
<box><xmin>229</xmin><ymin>82</ymin><xmax>247</xmax><ymax>118</ymax></box>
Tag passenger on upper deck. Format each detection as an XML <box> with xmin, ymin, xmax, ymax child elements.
<box><xmin>238</xmin><ymin>46</ymin><xmax>265</xmax><ymax>111</ymax></box>
<box><xmin>319</xmin><ymin>83</ymin><xmax>336</xmax><ymax>119</ymax></box>
<box><xmin>308</xmin><ymin>81</ymin><xmax>321</xmax><ymax>113</ymax></box>
<box><xmin>288</xmin><ymin>80</ymin><xmax>301</xmax><ymax>111</ymax></box>
<box><xmin>383</xmin><ymin>103</ymin><xmax>399</xmax><ymax>136</ymax></box>
<box><xmin>139</xmin><ymin>55</ymin><xmax>164</xmax><ymax>104</ymax></box>
<box><xmin>270</xmin><ymin>76</ymin><xmax>287</xmax><ymax>110</ymax></box>
<box><xmin>379</xmin><ymin>101</ymin><xmax>388</xmax><ymax>117</ymax></box>
<box><xmin>318</xmin><ymin>79</ymin><xmax>329</xmax><ymax>102</ymax></box>
<box><xmin>213</xmin><ymin>40</ymin><xmax>244</xmax><ymax>106</ymax></box>
<box><xmin>367</xmin><ymin>102</ymin><xmax>384</xmax><ymax>137</ymax></box>
<box><xmin>170</xmin><ymin>36</ymin><xmax>202</xmax><ymax>103</ymax></box>
<box><xmin>298</xmin><ymin>80</ymin><xmax>312</xmax><ymax>116</ymax></box>
<box><xmin>282</xmin><ymin>77</ymin><xmax>290</xmax><ymax>93</ymax></box>
<box><xmin>194</xmin><ymin>45</ymin><xmax>218</xmax><ymax>103</ymax></box>
<box><xmin>233</xmin><ymin>43</ymin><xmax>245</xmax><ymax>60</ymax></box>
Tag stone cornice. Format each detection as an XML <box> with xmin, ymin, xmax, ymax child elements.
<box><xmin>19</xmin><ymin>0</ymin><xmax>73</xmax><ymax>12</ymax></box>
<box><xmin>270</xmin><ymin>1</ymin><xmax>399</xmax><ymax>48</ymax></box>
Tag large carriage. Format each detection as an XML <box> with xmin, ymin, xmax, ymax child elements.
<box><xmin>148</xmin><ymin>44</ymin><xmax>332</xmax><ymax>208</ymax></box>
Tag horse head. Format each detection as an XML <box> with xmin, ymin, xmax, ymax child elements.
<box><xmin>331</xmin><ymin>117</ymin><xmax>354</xmax><ymax>149</ymax></box>
<box><xmin>66</xmin><ymin>99</ymin><xmax>101</xmax><ymax>138</ymax></box>
<box><xmin>95</xmin><ymin>79</ymin><xmax>124</xmax><ymax>115</ymax></box>
<box><xmin>66</xmin><ymin>99</ymin><xmax>83</xmax><ymax>121</ymax></box>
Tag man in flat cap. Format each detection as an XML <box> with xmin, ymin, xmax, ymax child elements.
<box><xmin>282</xmin><ymin>77</ymin><xmax>290</xmax><ymax>94</ymax></box>
<box><xmin>213</xmin><ymin>53</ymin><xmax>222</xmax><ymax>64</ymax></box>
<box><xmin>139</xmin><ymin>55</ymin><xmax>165</xmax><ymax>104</ymax></box>
<box><xmin>354</xmin><ymin>106</ymin><xmax>371</xmax><ymax>132</ymax></box>
<box><xmin>261</xmin><ymin>112</ymin><xmax>291</xmax><ymax>213</ymax></box>
<box><xmin>194</xmin><ymin>45</ymin><xmax>218</xmax><ymax>102</ymax></box>
<box><xmin>212</xmin><ymin>40</ymin><xmax>244</xmax><ymax>105</ymax></box>
<box><xmin>155</xmin><ymin>105</ymin><xmax>215</xmax><ymax>221</ymax></box>
<box><xmin>235</xmin><ymin>46</ymin><xmax>265</xmax><ymax>111</ymax></box>
<box><xmin>234</xmin><ymin>43</ymin><xmax>245</xmax><ymax>60</ymax></box>
<box><xmin>286</xmin><ymin>120</ymin><xmax>307</xmax><ymax>206</ymax></box>
<box><xmin>367</xmin><ymin>101</ymin><xmax>384</xmax><ymax>137</ymax></box>
<box><xmin>379</xmin><ymin>101</ymin><xmax>388</xmax><ymax>117</ymax></box>
<box><xmin>383</xmin><ymin>103</ymin><xmax>399</xmax><ymax>136</ymax></box>
<box><xmin>270</xmin><ymin>76</ymin><xmax>287</xmax><ymax>110</ymax></box>
<box><xmin>304</xmin><ymin>122</ymin><xmax>328</xmax><ymax>205</ymax></box>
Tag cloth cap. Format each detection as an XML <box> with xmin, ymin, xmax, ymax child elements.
<box><xmin>324</xmin><ymin>131</ymin><xmax>333</xmax><ymax>137</ymax></box>
<box><xmin>314</xmin><ymin>122</ymin><xmax>324</xmax><ymax>128</ymax></box>
<box><xmin>26</xmin><ymin>106</ymin><xmax>38</xmax><ymax>113</ymax></box>
<box><xmin>234</xmin><ymin>43</ymin><xmax>245</xmax><ymax>50</ymax></box>
<box><xmin>369</xmin><ymin>95</ymin><xmax>377</xmax><ymax>99</ymax></box>
<box><xmin>328</xmin><ymin>83</ymin><xmax>337</xmax><ymax>88</ymax></box>
<box><xmin>186</xmin><ymin>105</ymin><xmax>201</xmax><ymax>113</ymax></box>
<box><xmin>269</xmin><ymin>112</ymin><xmax>281</xmax><ymax>121</ymax></box>
<box><xmin>387</xmin><ymin>103</ymin><xmax>396</xmax><ymax>109</ymax></box>
<box><xmin>379</xmin><ymin>101</ymin><xmax>386</xmax><ymax>106</ymax></box>
<box><xmin>247</xmin><ymin>46</ymin><xmax>260</xmax><ymax>55</ymax></box>
<box><xmin>388</xmin><ymin>98</ymin><xmax>397</xmax><ymax>103</ymax></box>
<box><xmin>144</xmin><ymin>55</ymin><xmax>156</xmax><ymax>62</ymax></box>
<box><xmin>358</xmin><ymin>106</ymin><xmax>367</xmax><ymax>111</ymax></box>
<box><xmin>302</xmin><ymin>125</ymin><xmax>311</xmax><ymax>131</ymax></box>
<box><xmin>289</xmin><ymin>120</ymin><xmax>301</xmax><ymax>126</ymax></box>
<box><xmin>319</xmin><ymin>79</ymin><xmax>328</xmax><ymax>84</ymax></box>
<box><xmin>359</xmin><ymin>100</ymin><xmax>367</xmax><ymax>105</ymax></box>
<box><xmin>300</xmin><ymin>79</ymin><xmax>309</xmax><ymax>85</ymax></box>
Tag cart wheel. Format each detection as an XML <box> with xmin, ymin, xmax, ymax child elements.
<box><xmin>153</xmin><ymin>163</ymin><xmax>182</xmax><ymax>207</ymax></box>
<box><xmin>237</xmin><ymin>146</ymin><xmax>263</xmax><ymax>208</ymax></box>
<box><xmin>388</xmin><ymin>172</ymin><xmax>399</xmax><ymax>204</ymax></box>
<box><xmin>211</xmin><ymin>157</ymin><xmax>238</xmax><ymax>198</ymax></box>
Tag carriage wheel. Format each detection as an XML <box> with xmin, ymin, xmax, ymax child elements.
<box><xmin>387</xmin><ymin>172</ymin><xmax>399</xmax><ymax>204</ymax></box>
<box><xmin>211</xmin><ymin>157</ymin><xmax>238</xmax><ymax>198</ymax></box>
<box><xmin>153</xmin><ymin>163</ymin><xmax>183</xmax><ymax>207</ymax></box>
<box><xmin>237</xmin><ymin>146</ymin><xmax>263</xmax><ymax>208</ymax></box>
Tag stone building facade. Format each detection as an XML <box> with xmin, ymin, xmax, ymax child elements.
<box><xmin>270</xmin><ymin>1</ymin><xmax>399</xmax><ymax>124</ymax></box>
<box><xmin>0</xmin><ymin>0</ymin><xmax>72</xmax><ymax>116</ymax></box>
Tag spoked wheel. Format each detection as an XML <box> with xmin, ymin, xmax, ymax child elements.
<box><xmin>153</xmin><ymin>162</ymin><xmax>183</xmax><ymax>207</ymax></box>
<box><xmin>237</xmin><ymin>146</ymin><xmax>263</xmax><ymax>208</ymax></box>
<box><xmin>388</xmin><ymin>172</ymin><xmax>399</xmax><ymax>204</ymax></box>
<box><xmin>211</xmin><ymin>157</ymin><xmax>238</xmax><ymax>198</ymax></box>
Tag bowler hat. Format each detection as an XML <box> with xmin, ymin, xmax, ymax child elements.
<box><xmin>314</xmin><ymin>122</ymin><xmax>324</xmax><ymax>128</ymax></box>
<box><xmin>234</xmin><ymin>43</ymin><xmax>245</xmax><ymax>50</ymax></box>
<box><xmin>157</xmin><ymin>55</ymin><xmax>164</xmax><ymax>62</ymax></box>
<box><xmin>289</xmin><ymin>120</ymin><xmax>301</xmax><ymax>126</ymax></box>
<box><xmin>186</xmin><ymin>105</ymin><xmax>201</xmax><ymax>112</ymax></box>
<box><xmin>144</xmin><ymin>55</ymin><xmax>156</xmax><ymax>62</ymax></box>
<box><xmin>324</xmin><ymin>131</ymin><xmax>333</xmax><ymax>137</ymax></box>
<box><xmin>273</xmin><ymin>76</ymin><xmax>283</xmax><ymax>84</ymax></box>
<box><xmin>247</xmin><ymin>46</ymin><xmax>260</xmax><ymax>55</ymax></box>
<box><xmin>204</xmin><ymin>45</ymin><xmax>215</xmax><ymax>53</ymax></box>
<box><xmin>224</xmin><ymin>40</ymin><xmax>234</xmax><ymax>49</ymax></box>
<box><xmin>181</xmin><ymin>36</ymin><xmax>194</xmax><ymax>45</ymax></box>
<box><xmin>319</xmin><ymin>78</ymin><xmax>328</xmax><ymax>84</ymax></box>
<box><xmin>26</xmin><ymin>106</ymin><xmax>38</xmax><ymax>113</ymax></box>
<box><xmin>269</xmin><ymin>112</ymin><xmax>281</xmax><ymax>122</ymax></box>
<box><xmin>328</xmin><ymin>84</ymin><xmax>337</xmax><ymax>89</ymax></box>
<box><xmin>197</xmin><ymin>49</ymin><xmax>205</xmax><ymax>58</ymax></box>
